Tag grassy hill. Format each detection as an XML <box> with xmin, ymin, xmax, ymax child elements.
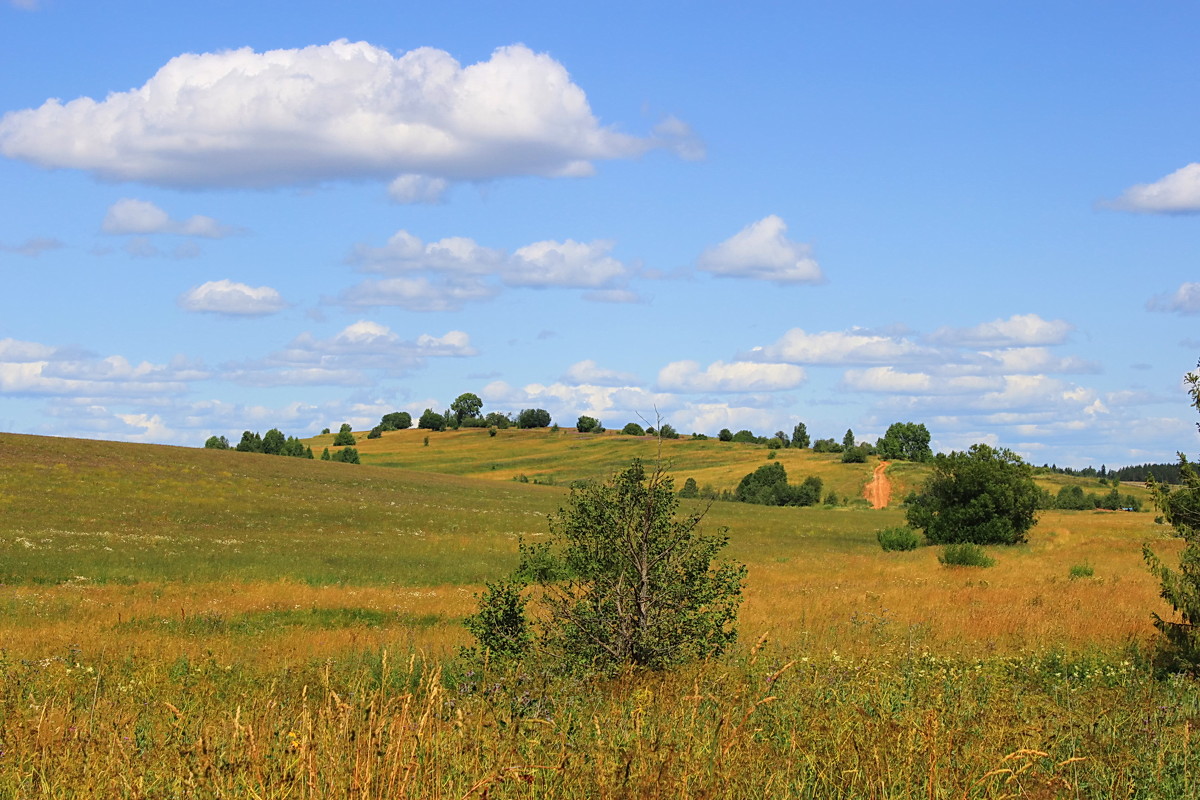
<box><xmin>0</xmin><ymin>430</ymin><xmax>1191</xmax><ymax>797</ymax></box>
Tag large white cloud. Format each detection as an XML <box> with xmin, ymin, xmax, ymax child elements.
<box><xmin>928</xmin><ymin>313</ymin><xmax>1072</xmax><ymax>347</ymax></box>
<box><xmin>103</xmin><ymin>198</ymin><xmax>239</xmax><ymax>238</ymax></box>
<box><xmin>0</xmin><ymin>41</ymin><xmax>687</xmax><ymax>188</ymax></box>
<box><xmin>748</xmin><ymin>327</ymin><xmax>934</xmax><ymax>365</ymax></box>
<box><xmin>0</xmin><ymin>339</ymin><xmax>204</xmax><ymax>397</ymax></box>
<box><xmin>1112</xmin><ymin>163</ymin><xmax>1200</xmax><ymax>213</ymax></box>
<box><xmin>179</xmin><ymin>279</ymin><xmax>287</xmax><ymax>316</ymax></box>
<box><xmin>696</xmin><ymin>215</ymin><xmax>822</xmax><ymax>284</ymax></box>
<box><xmin>657</xmin><ymin>360</ymin><xmax>806</xmax><ymax>393</ymax></box>
<box><xmin>342</xmin><ymin>230</ymin><xmax>636</xmax><ymax>308</ymax></box>
<box><xmin>1147</xmin><ymin>282</ymin><xmax>1200</xmax><ymax>315</ymax></box>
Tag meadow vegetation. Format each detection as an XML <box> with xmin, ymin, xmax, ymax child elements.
<box><xmin>0</xmin><ymin>430</ymin><xmax>1194</xmax><ymax>797</ymax></box>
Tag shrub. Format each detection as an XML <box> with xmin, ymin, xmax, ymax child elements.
<box><xmin>841</xmin><ymin>445</ymin><xmax>868</xmax><ymax>463</ymax></box>
<box><xmin>485</xmin><ymin>412</ymin><xmax>511</xmax><ymax>429</ymax></box>
<box><xmin>657</xmin><ymin>423</ymin><xmax>679</xmax><ymax>439</ymax></box>
<box><xmin>907</xmin><ymin>444</ymin><xmax>1040</xmax><ymax>545</ymax></box>
<box><xmin>938</xmin><ymin>543</ymin><xmax>995</xmax><ymax>568</ymax></box>
<box><xmin>380</xmin><ymin>411</ymin><xmax>412</xmax><ymax>431</ymax></box>
<box><xmin>367</xmin><ymin>426</ymin><xmax>383</xmax><ymax>440</ymax></box>
<box><xmin>877</xmin><ymin>526</ymin><xmax>920</xmax><ymax>551</ymax></box>
<box><xmin>418</xmin><ymin>408</ymin><xmax>446</xmax><ymax>431</ymax></box>
<box><xmin>576</xmin><ymin>415</ymin><xmax>600</xmax><ymax>433</ymax></box>
<box><xmin>331</xmin><ymin>446</ymin><xmax>360</xmax><ymax>464</ymax></box>
<box><xmin>488</xmin><ymin>426</ymin><xmax>498</xmax><ymax>438</ymax></box>
<box><xmin>718</xmin><ymin>428</ymin><xmax>733</xmax><ymax>442</ymax></box>
<box><xmin>679</xmin><ymin>477</ymin><xmax>699</xmax><ymax>498</ymax></box>
<box><xmin>465</xmin><ymin>460</ymin><xmax>746</xmax><ymax>673</ymax></box>
<box><xmin>333</xmin><ymin>423</ymin><xmax>356</xmax><ymax>446</ymax></box>
<box><xmin>621</xmin><ymin>422</ymin><xmax>645</xmax><ymax>436</ymax></box>
<box><xmin>1068</xmin><ymin>563</ymin><xmax>1095</xmax><ymax>580</ymax></box>
<box><xmin>203</xmin><ymin>435</ymin><xmax>230</xmax><ymax>449</ymax></box>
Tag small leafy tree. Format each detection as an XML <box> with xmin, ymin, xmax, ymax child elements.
<box><xmin>906</xmin><ymin>443</ymin><xmax>1040</xmax><ymax>545</ymax></box>
<box><xmin>485</xmin><ymin>411</ymin><xmax>511</xmax><ymax>429</ymax></box>
<box><xmin>464</xmin><ymin>460</ymin><xmax>746</xmax><ymax>673</ymax></box>
<box><xmin>418</xmin><ymin>408</ymin><xmax>446</xmax><ymax>432</ymax></box>
<box><xmin>262</xmin><ymin>428</ymin><xmax>287</xmax><ymax>455</ymax></box>
<box><xmin>718</xmin><ymin>428</ymin><xmax>733</xmax><ymax>442</ymax></box>
<box><xmin>1144</xmin><ymin>362</ymin><xmax>1200</xmax><ymax>672</ymax></box>
<box><xmin>622</xmin><ymin>422</ymin><xmax>646</xmax><ymax>436</ymax></box>
<box><xmin>576</xmin><ymin>415</ymin><xmax>600</xmax><ymax>433</ymax></box>
<box><xmin>657</xmin><ymin>423</ymin><xmax>679</xmax><ymax>440</ymax></box>
<box><xmin>236</xmin><ymin>431</ymin><xmax>263</xmax><ymax>453</ymax></box>
<box><xmin>792</xmin><ymin>422</ymin><xmax>810</xmax><ymax>449</ymax></box>
<box><xmin>333</xmin><ymin>424</ymin><xmax>356</xmax><ymax>446</ymax></box>
<box><xmin>203</xmin><ymin>435</ymin><xmax>229</xmax><ymax>450</ymax></box>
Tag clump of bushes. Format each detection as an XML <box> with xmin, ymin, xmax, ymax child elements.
<box><xmin>938</xmin><ymin>543</ymin><xmax>995</xmax><ymax>568</ymax></box>
<box><xmin>877</xmin><ymin>526</ymin><xmax>920</xmax><ymax>552</ymax></box>
<box><xmin>1069</xmin><ymin>563</ymin><xmax>1095</xmax><ymax>580</ymax></box>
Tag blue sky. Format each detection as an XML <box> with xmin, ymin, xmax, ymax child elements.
<box><xmin>2</xmin><ymin>1</ymin><xmax>1198</xmax><ymax>468</ymax></box>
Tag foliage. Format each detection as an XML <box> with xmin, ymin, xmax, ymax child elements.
<box><xmin>842</xmin><ymin>429</ymin><xmax>856</xmax><ymax>449</ymax></box>
<box><xmin>657</xmin><ymin>423</ymin><xmax>679</xmax><ymax>439</ymax></box>
<box><xmin>841</xmin><ymin>444</ymin><xmax>868</xmax><ymax>463</ymax></box>
<box><xmin>576</xmin><ymin>415</ymin><xmax>600</xmax><ymax>433</ymax></box>
<box><xmin>718</xmin><ymin>428</ymin><xmax>733</xmax><ymax>442</ymax></box>
<box><xmin>812</xmin><ymin>438</ymin><xmax>843</xmax><ymax>454</ymax></box>
<box><xmin>1144</xmin><ymin>363</ymin><xmax>1200</xmax><ymax>673</ymax></box>
<box><xmin>367</xmin><ymin>426</ymin><xmax>382</xmax><ymax>439</ymax></box>
<box><xmin>204</xmin><ymin>435</ymin><xmax>230</xmax><ymax>449</ymax></box>
<box><xmin>462</xmin><ymin>579</ymin><xmax>530</xmax><ymax>659</ymax></box>
<box><xmin>1069</xmin><ymin>563</ymin><xmax>1095</xmax><ymax>580</ymax></box>
<box><xmin>465</xmin><ymin>460</ymin><xmax>746</xmax><ymax>673</ymax></box>
<box><xmin>450</xmin><ymin>393</ymin><xmax>483</xmax><ymax>424</ymax></box>
<box><xmin>679</xmin><ymin>477</ymin><xmax>699</xmax><ymax>498</ymax></box>
<box><xmin>488</xmin><ymin>426</ymin><xmax>497</xmax><ymax>438</ymax></box>
<box><xmin>236</xmin><ymin>431</ymin><xmax>263</xmax><ymax>453</ymax></box>
<box><xmin>484</xmin><ymin>411</ymin><xmax>511</xmax><ymax>429</ymax></box>
<box><xmin>418</xmin><ymin>409</ymin><xmax>446</xmax><ymax>432</ymax></box>
<box><xmin>876</xmin><ymin>526</ymin><xmax>920</xmax><ymax>552</ymax></box>
<box><xmin>516</xmin><ymin>408</ymin><xmax>552</xmax><ymax>429</ymax></box>
<box><xmin>380</xmin><ymin>411</ymin><xmax>412</xmax><ymax>431</ymax></box>
<box><xmin>331</xmin><ymin>446</ymin><xmax>360</xmax><ymax>464</ymax></box>
<box><xmin>774</xmin><ymin>430</ymin><xmax>791</xmax><ymax>447</ymax></box>
<box><xmin>333</xmin><ymin>424</ymin><xmax>357</xmax><ymax>446</ymax></box>
<box><xmin>731</xmin><ymin>429</ymin><xmax>760</xmax><ymax>444</ymax></box>
<box><xmin>792</xmin><ymin>422</ymin><xmax>810</xmax><ymax>449</ymax></box>
<box><xmin>938</xmin><ymin>543</ymin><xmax>996</xmax><ymax>568</ymax></box>
<box><xmin>877</xmin><ymin>422</ymin><xmax>933</xmax><ymax>462</ymax></box>
<box><xmin>906</xmin><ymin>443</ymin><xmax>1040</xmax><ymax>545</ymax></box>
<box><xmin>622</xmin><ymin>422</ymin><xmax>645</xmax><ymax>436</ymax></box>
<box><xmin>733</xmin><ymin>463</ymin><xmax>822</xmax><ymax>507</ymax></box>
<box><xmin>734</xmin><ymin>462</ymin><xmax>792</xmax><ymax>505</ymax></box>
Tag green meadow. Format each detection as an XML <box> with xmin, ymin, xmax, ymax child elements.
<box><xmin>0</xmin><ymin>430</ymin><xmax>1195</xmax><ymax>798</ymax></box>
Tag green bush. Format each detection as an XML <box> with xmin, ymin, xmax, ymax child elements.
<box><xmin>876</xmin><ymin>526</ymin><xmax>920</xmax><ymax>552</ymax></box>
<box><xmin>1068</xmin><ymin>563</ymin><xmax>1095</xmax><ymax>580</ymax></box>
<box><xmin>938</xmin><ymin>543</ymin><xmax>995</xmax><ymax>568</ymax></box>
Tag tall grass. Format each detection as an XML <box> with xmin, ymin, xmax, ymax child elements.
<box><xmin>0</xmin><ymin>432</ymin><xmax>1189</xmax><ymax>797</ymax></box>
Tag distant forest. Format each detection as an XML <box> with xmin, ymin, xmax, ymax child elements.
<box><xmin>1039</xmin><ymin>462</ymin><xmax>1183</xmax><ymax>485</ymax></box>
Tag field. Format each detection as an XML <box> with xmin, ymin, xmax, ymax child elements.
<box><xmin>0</xmin><ymin>430</ymin><xmax>1195</xmax><ymax>798</ymax></box>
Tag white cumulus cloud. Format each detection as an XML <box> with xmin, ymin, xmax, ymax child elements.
<box><xmin>697</xmin><ymin>215</ymin><xmax>822</xmax><ymax>284</ymax></box>
<box><xmin>102</xmin><ymin>199</ymin><xmax>239</xmax><ymax>238</ymax></box>
<box><xmin>1148</xmin><ymin>282</ymin><xmax>1200</xmax><ymax>315</ymax></box>
<box><xmin>928</xmin><ymin>313</ymin><xmax>1072</xmax><ymax>347</ymax></box>
<box><xmin>1111</xmin><ymin>163</ymin><xmax>1200</xmax><ymax>213</ymax></box>
<box><xmin>179</xmin><ymin>280</ymin><xmax>287</xmax><ymax>316</ymax></box>
<box><xmin>562</xmin><ymin>359</ymin><xmax>641</xmax><ymax>387</ymax></box>
<box><xmin>0</xmin><ymin>41</ymin><xmax>682</xmax><ymax>189</ymax></box>
<box><xmin>748</xmin><ymin>328</ymin><xmax>934</xmax><ymax>365</ymax></box>
<box><xmin>657</xmin><ymin>360</ymin><xmax>806</xmax><ymax>393</ymax></box>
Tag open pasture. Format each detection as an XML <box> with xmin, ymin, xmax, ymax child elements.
<box><xmin>0</xmin><ymin>432</ymin><xmax>1195</xmax><ymax>797</ymax></box>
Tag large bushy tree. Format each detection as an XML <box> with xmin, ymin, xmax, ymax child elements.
<box><xmin>1144</xmin><ymin>362</ymin><xmax>1200</xmax><ymax>672</ymax></box>
<box><xmin>792</xmin><ymin>422</ymin><xmax>810</xmax><ymax>449</ymax></box>
<box><xmin>450</xmin><ymin>393</ymin><xmax>483</xmax><ymax>424</ymax></box>
<box><xmin>906</xmin><ymin>444</ymin><xmax>1040</xmax><ymax>545</ymax></box>
<box><xmin>516</xmin><ymin>408</ymin><xmax>552</xmax><ymax>429</ymax></box>
<box><xmin>877</xmin><ymin>422</ymin><xmax>933</xmax><ymax>462</ymax></box>
<box><xmin>418</xmin><ymin>408</ymin><xmax>446</xmax><ymax>431</ymax></box>
<box><xmin>464</xmin><ymin>460</ymin><xmax>746</xmax><ymax>673</ymax></box>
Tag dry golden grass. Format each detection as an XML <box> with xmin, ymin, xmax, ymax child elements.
<box><xmin>0</xmin><ymin>431</ymin><xmax>1193</xmax><ymax>797</ymax></box>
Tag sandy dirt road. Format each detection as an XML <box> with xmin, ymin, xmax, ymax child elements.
<box><xmin>863</xmin><ymin>461</ymin><xmax>892</xmax><ymax>509</ymax></box>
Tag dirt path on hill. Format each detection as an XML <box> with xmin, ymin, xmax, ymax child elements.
<box><xmin>863</xmin><ymin>461</ymin><xmax>892</xmax><ymax>509</ymax></box>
